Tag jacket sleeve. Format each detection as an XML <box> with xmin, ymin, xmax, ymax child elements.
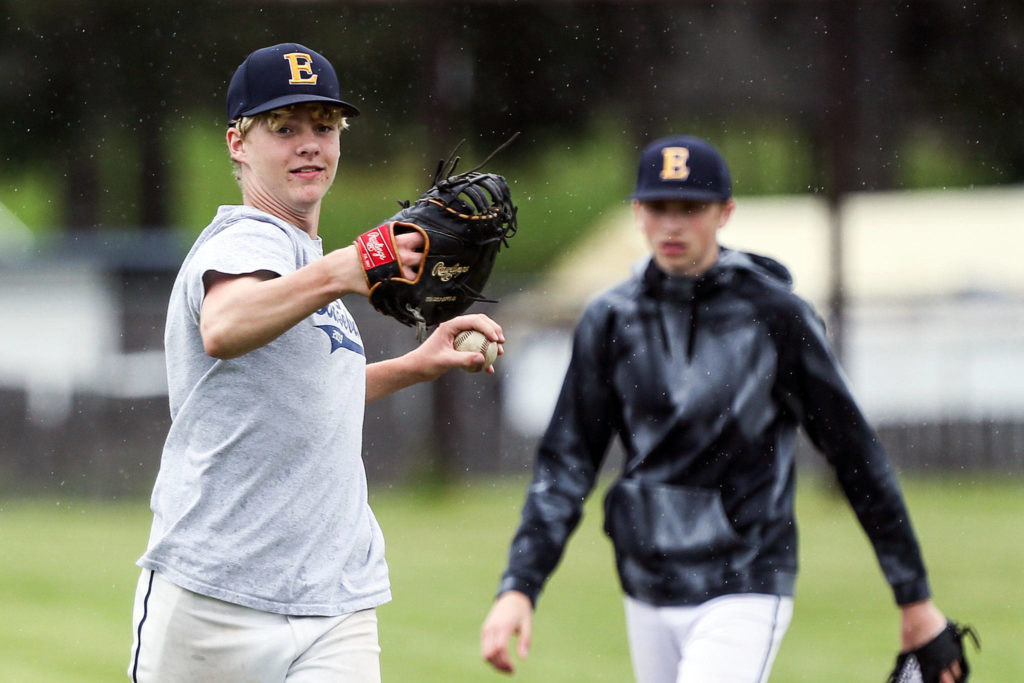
<box><xmin>775</xmin><ymin>299</ymin><xmax>931</xmax><ymax>606</ymax></box>
<box><xmin>497</xmin><ymin>307</ymin><xmax>619</xmax><ymax>606</ymax></box>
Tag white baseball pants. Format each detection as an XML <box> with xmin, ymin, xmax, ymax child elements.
<box><xmin>624</xmin><ymin>593</ymin><xmax>793</xmax><ymax>683</ymax></box>
<box><xmin>128</xmin><ymin>569</ymin><xmax>381</xmax><ymax>682</ymax></box>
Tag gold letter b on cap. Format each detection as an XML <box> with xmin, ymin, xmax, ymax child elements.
<box><xmin>660</xmin><ymin>147</ymin><xmax>691</xmax><ymax>181</ymax></box>
<box><xmin>283</xmin><ymin>52</ymin><xmax>318</xmax><ymax>85</ymax></box>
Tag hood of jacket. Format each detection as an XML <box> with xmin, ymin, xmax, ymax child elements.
<box><xmin>633</xmin><ymin>247</ymin><xmax>793</xmax><ymax>358</ymax></box>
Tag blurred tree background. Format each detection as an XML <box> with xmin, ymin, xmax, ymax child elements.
<box><xmin>1</xmin><ymin>0</ymin><xmax>1022</xmax><ymax>277</ymax></box>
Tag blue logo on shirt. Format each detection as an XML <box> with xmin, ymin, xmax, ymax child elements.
<box><xmin>315</xmin><ymin>325</ymin><xmax>364</xmax><ymax>354</ymax></box>
<box><xmin>313</xmin><ymin>301</ymin><xmax>364</xmax><ymax>355</ymax></box>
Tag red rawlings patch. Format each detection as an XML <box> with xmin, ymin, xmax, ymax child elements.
<box><xmin>356</xmin><ymin>224</ymin><xmax>397</xmax><ymax>271</ymax></box>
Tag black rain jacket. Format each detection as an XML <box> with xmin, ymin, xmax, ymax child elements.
<box><xmin>498</xmin><ymin>248</ymin><xmax>930</xmax><ymax>608</ymax></box>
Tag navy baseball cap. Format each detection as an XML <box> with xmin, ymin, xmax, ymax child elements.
<box><xmin>632</xmin><ymin>135</ymin><xmax>732</xmax><ymax>202</ymax></box>
<box><xmin>226</xmin><ymin>43</ymin><xmax>360</xmax><ymax>123</ymax></box>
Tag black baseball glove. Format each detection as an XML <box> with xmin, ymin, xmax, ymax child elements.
<box><xmin>887</xmin><ymin>621</ymin><xmax>979</xmax><ymax>682</ymax></box>
<box><xmin>355</xmin><ymin>136</ymin><xmax>519</xmax><ymax>338</ymax></box>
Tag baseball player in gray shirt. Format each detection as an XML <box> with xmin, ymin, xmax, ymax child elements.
<box><xmin>129</xmin><ymin>43</ymin><xmax>503</xmax><ymax>682</ymax></box>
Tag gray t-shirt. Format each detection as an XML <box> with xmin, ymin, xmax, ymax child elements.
<box><xmin>139</xmin><ymin>205</ymin><xmax>390</xmax><ymax>616</ymax></box>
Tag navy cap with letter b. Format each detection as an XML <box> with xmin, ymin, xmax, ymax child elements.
<box><xmin>632</xmin><ymin>135</ymin><xmax>731</xmax><ymax>202</ymax></box>
<box><xmin>226</xmin><ymin>43</ymin><xmax>360</xmax><ymax>123</ymax></box>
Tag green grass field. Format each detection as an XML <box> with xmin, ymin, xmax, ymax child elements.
<box><xmin>1</xmin><ymin>475</ymin><xmax>1019</xmax><ymax>681</ymax></box>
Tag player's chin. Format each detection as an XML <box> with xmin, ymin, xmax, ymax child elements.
<box><xmin>653</xmin><ymin>253</ymin><xmax>693</xmax><ymax>275</ymax></box>
<box><xmin>290</xmin><ymin>185</ymin><xmax>331</xmax><ymax>205</ymax></box>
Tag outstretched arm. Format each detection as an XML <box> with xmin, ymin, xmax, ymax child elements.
<box><xmin>200</xmin><ymin>232</ymin><xmax>425</xmax><ymax>359</ymax></box>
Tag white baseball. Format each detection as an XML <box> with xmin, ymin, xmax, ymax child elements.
<box><xmin>453</xmin><ymin>329</ymin><xmax>498</xmax><ymax>372</ymax></box>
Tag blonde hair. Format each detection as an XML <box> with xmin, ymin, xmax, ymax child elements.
<box><xmin>230</xmin><ymin>103</ymin><xmax>348</xmax><ymax>180</ymax></box>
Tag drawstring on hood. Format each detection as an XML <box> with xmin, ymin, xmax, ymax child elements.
<box><xmin>640</xmin><ymin>267</ymin><xmax>698</xmax><ymax>358</ymax></box>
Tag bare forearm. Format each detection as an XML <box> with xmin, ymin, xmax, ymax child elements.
<box><xmin>365</xmin><ymin>355</ymin><xmax>431</xmax><ymax>403</ymax></box>
<box><xmin>201</xmin><ymin>247</ymin><xmax>366</xmax><ymax>359</ymax></box>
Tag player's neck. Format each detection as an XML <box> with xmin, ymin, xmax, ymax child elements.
<box><xmin>244</xmin><ymin>194</ymin><xmax>321</xmax><ymax>239</ymax></box>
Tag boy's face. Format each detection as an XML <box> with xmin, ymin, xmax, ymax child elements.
<box><xmin>633</xmin><ymin>198</ymin><xmax>735</xmax><ymax>276</ymax></box>
<box><xmin>228</xmin><ymin>104</ymin><xmax>341</xmax><ymax>221</ymax></box>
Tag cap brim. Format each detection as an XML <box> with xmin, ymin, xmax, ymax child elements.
<box><xmin>631</xmin><ymin>187</ymin><xmax>729</xmax><ymax>202</ymax></box>
<box><xmin>235</xmin><ymin>94</ymin><xmax>360</xmax><ymax>120</ymax></box>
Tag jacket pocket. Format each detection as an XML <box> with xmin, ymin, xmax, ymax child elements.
<box><xmin>603</xmin><ymin>479</ymin><xmax>747</xmax><ymax>560</ymax></box>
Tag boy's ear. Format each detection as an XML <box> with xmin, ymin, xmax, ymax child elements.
<box><xmin>226</xmin><ymin>127</ymin><xmax>245</xmax><ymax>162</ymax></box>
<box><xmin>718</xmin><ymin>198</ymin><xmax>736</xmax><ymax>227</ymax></box>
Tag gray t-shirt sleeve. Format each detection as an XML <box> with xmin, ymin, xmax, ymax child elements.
<box><xmin>183</xmin><ymin>220</ymin><xmax>299</xmax><ymax>317</ymax></box>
